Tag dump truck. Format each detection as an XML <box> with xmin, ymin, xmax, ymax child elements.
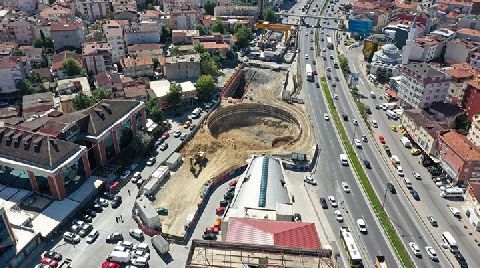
<box><xmin>375</xmin><ymin>255</ymin><xmax>388</xmax><ymax>268</ymax></box>
<box><xmin>152</xmin><ymin>235</ymin><xmax>169</xmax><ymax>254</ymax></box>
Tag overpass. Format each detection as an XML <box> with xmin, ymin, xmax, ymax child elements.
<box><xmin>276</xmin><ymin>12</ymin><xmax>341</xmax><ymax>20</ymax></box>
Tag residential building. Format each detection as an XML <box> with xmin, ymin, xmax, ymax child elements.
<box><xmin>139</xmin><ymin>10</ymin><xmax>172</xmax><ymax>29</ymax></box>
<box><xmin>19</xmin><ymin>46</ymin><xmax>45</xmax><ymax>68</ymax></box>
<box><xmin>51</xmin><ymin>51</ymin><xmax>83</xmax><ymax>79</ymax></box>
<box><xmin>39</xmin><ymin>5</ymin><xmax>75</xmax><ymax>22</ymax></box>
<box><xmin>149</xmin><ymin>80</ymin><xmax>197</xmax><ymax>107</ymax></box>
<box><xmin>428</xmin><ymin>102</ymin><xmax>465</xmax><ymax>128</ymax></box>
<box><xmin>437</xmin><ymin>130</ymin><xmax>480</xmax><ymax>183</ymax></box>
<box><xmin>172</xmin><ymin>30</ymin><xmax>200</xmax><ymax>45</ymax></box>
<box><xmin>456</xmin><ymin>28</ymin><xmax>480</xmax><ymax>42</ymax></box>
<box><xmin>470</xmin><ymin>51</ymin><xmax>480</xmax><ymax>67</ymax></box>
<box><xmin>50</xmin><ymin>22</ymin><xmax>86</xmax><ymax>52</ymax></box>
<box><xmin>102</xmin><ymin>19</ymin><xmax>129</xmax><ymax>32</ymax></box>
<box><xmin>445</xmin><ymin>39</ymin><xmax>480</xmax><ymax>63</ymax></box>
<box><xmin>121</xmin><ymin>56</ymin><xmax>154</xmax><ymax>77</ymax></box>
<box><xmin>444</xmin><ymin>63</ymin><xmax>480</xmax><ymax>105</ymax></box>
<box><xmin>430</xmin><ymin>28</ymin><xmax>456</xmax><ymax>43</ymax></box>
<box><xmin>163</xmin><ymin>54</ymin><xmax>200</xmax><ymax>81</ymax></box>
<box><xmin>94</xmin><ymin>70</ymin><xmax>125</xmax><ymax>98</ymax></box>
<box><xmin>201</xmin><ymin>42</ymin><xmax>231</xmax><ymax>58</ymax></box>
<box><xmin>82</xmin><ymin>42</ymin><xmax>112</xmax><ymax>74</ymax></box>
<box><xmin>56</xmin><ymin>77</ymin><xmax>91</xmax><ymax>113</ymax></box>
<box><xmin>128</xmin><ymin>44</ymin><xmax>163</xmax><ymax>58</ymax></box>
<box><xmin>409</xmin><ymin>37</ymin><xmax>443</xmax><ymax>62</ymax></box>
<box><xmin>105</xmin><ymin>27</ymin><xmax>126</xmax><ymax>64</ymax></box>
<box><xmin>22</xmin><ymin>92</ymin><xmax>55</xmax><ymax>118</ymax></box>
<box><xmin>463</xmin><ymin>78</ymin><xmax>480</xmax><ymax>121</ymax></box>
<box><xmin>464</xmin><ymin>181</ymin><xmax>480</xmax><ymax>231</ymax></box>
<box><xmin>468</xmin><ymin>115</ymin><xmax>480</xmax><ymax>147</ymax></box>
<box><xmin>432</xmin><ymin>0</ymin><xmax>473</xmax><ymax>15</ymax></box>
<box><xmin>163</xmin><ymin>0</ymin><xmax>202</xmax><ymax>11</ymax></box>
<box><xmin>401</xmin><ymin>109</ymin><xmax>447</xmax><ymax>155</ymax></box>
<box><xmin>3</xmin><ymin>0</ymin><xmax>37</xmax><ymax>13</ymax></box>
<box><xmin>7</xmin><ymin>20</ymin><xmax>35</xmax><ymax>45</ymax></box>
<box><xmin>76</xmin><ymin>0</ymin><xmax>110</xmax><ymax>20</ymax></box>
<box><xmin>171</xmin><ymin>7</ymin><xmax>203</xmax><ymax>30</ymax></box>
<box><xmin>458</xmin><ymin>14</ymin><xmax>480</xmax><ymax>30</ymax></box>
<box><xmin>397</xmin><ymin>63</ymin><xmax>452</xmax><ymax>109</ymax></box>
<box><xmin>125</xmin><ymin>23</ymin><xmax>161</xmax><ymax>45</ymax></box>
<box><xmin>124</xmin><ymin>84</ymin><xmax>148</xmax><ymax>101</ymax></box>
<box><xmin>351</xmin><ymin>0</ymin><xmax>393</xmax><ymax>32</ymax></box>
<box><xmin>0</xmin><ymin>57</ymin><xmax>26</xmax><ymax>95</ymax></box>
<box><xmin>214</xmin><ymin>5</ymin><xmax>260</xmax><ymax>20</ymax></box>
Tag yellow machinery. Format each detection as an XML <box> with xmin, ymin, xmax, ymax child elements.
<box><xmin>255</xmin><ymin>20</ymin><xmax>296</xmax><ymax>45</ymax></box>
<box><xmin>189</xmin><ymin>151</ymin><xmax>207</xmax><ymax>178</ymax></box>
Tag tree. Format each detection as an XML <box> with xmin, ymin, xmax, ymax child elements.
<box><xmin>107</xmin><ymin>11</ymin><xmax>115</xmax><ymax>20</ymax></box>
<box><xmin>195</xmin><ymin>75</ymin><xmax>216</xmax><ymax>101</ymax></box>
<box><xmin>165</xmin><ymin>83</ymin><xmax>182</xmax><ymax>107</ymax></box>
<box><xmin>211</xmin><ymin>19</ymin><xmax>225</xmax><ymax>34</ymax></box>
<box><xmin>13</xmin><ymin>50</ymin><xmax>26</xmax><ymax>56</ymax></box>
<box><xmin>195</xmin><ymin>24</ymin><xmax>208</xmax><ymax>36</ymax></box>
<box><xmin>263</xmin><ymin>8</ymin><xmax>277</xmax><ymax>22</ymax></box>
<box><xmin>33</xmin><ymin>36</ymin><xmax>53</xmax><ymax>49</ymax></box>
<box><xmin>152</xmin><ymin>57</ymin><xmax>159</xmax><ymax>70</ymax></box>
<box><xmin>234</xmin><ymin>24</ymin><xmax>252</xmax><ymax>48</ymax></box>
<box><xmin>338</xmin><ymin>54</ymin><xmax>349</xmax><ymax>75</ymax></box>
<box><xmin>145</xmin><ymin>97</ymin><xmax>163</xmax><ymax>123</ymax></box>
<box><xmin>92</xmin><ymin>89</ymin><xmax>110</xmax><ymax>101</ymax></box>
<box><xmin>193</xmin><ymin>44</ymin><xmax>206</xmax><ymax>54</ymax></box>
<box><xmin>170</xmin><ymin>46</ymin><xmax>181</xmax><ymax>56</ymax></box>
<box><xmin>161</xmin><ymin>26</ymin><xmax>171</xmax><ymax>42</ymax></box>
<box><xmin>63</xmin><ymin>58</ymin><xmax>82</xmax><ymax>77</ymax></box>
<box><xmin>72</xmin><ymin>92</ymin><xmax>94</xmax><ymax>110</ymax></box>
<box><xmin>376</xmin><ymin>68</ymin><xmax>389</xmax><ymax>83</ymax></box>
<box><xmin>200</xmin><ymin>52</ymin><xmax>220</xmax><ymax>76</ymax></box>
<box><xmin>204</xmin><ymin>0</ymin><xmax>216</xmax><ymax>15</ymax></box>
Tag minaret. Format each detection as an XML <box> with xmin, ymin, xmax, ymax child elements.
<box><xmin>402</xmin><ymin>14</ymin><xmax>418</xmax><ymax>65</ymax></box>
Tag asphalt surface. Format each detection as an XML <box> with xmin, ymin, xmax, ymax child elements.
<box><xmin>346</xmin><ymin>45</ymin><xmax>480</xmax><ymax>268</ymax></box>
<box><xmin>288</xmin><ymin>1</ymin><xmax>399</xmax><ymax>267</ymax></box>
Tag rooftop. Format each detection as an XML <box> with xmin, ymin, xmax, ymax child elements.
<box><xmin>82</xmin><ymin>42</ymin><xmax>111</xmax><ymax>56</ymax></box>
<box><xmin>467</xmin><ymin>181</ymin><xmax>480</xmax><ymax>203</ymax></box>
<box><xmin>403</xmin><ymin>109</ymin><xmax>447</xmax><ymax>135</ymax></box>
<box><xmin>122</xmin><ymin>56</ymin><xmax>153</xmax><ymax>68</ymax></box>
<box><xmin>403</xmin><ymin>63</ymin><xmax>448</xmax><ymax>78</ymax></box>
<box><xmin>22</xmin><ymin>92</ymin><xmax>54</xmax><ymax>115</ymax></box>
<box><xmin>440</xmin><ymin>130</ymin><xmax>480</xmax><ymax>161</ymax></box>
<box><xmin>444</xmin><ymin>63</ymin><xmax>480</xmax><ymax>79</ymax></box>
<box><xmin>50</xmin><ymin>22</ymin><xmax>83</xmax><ymax>32</ymax></box>
<box><xmin>165</xmin><ymin>53</ymin><xmax>200</xmax><ymax>64</ymax></box>
<box><xmin>127</xmin><ymin>43</ymin><xmax>163</xmax><ymax>52</ymax></box>
<box><xmin>456</xmin><ymin>28</ymin><xmax>480</xmax><ymax>37</ymax></box>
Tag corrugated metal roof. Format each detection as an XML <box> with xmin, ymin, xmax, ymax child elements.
<box><xmin>226</xmin><ymin>217</ymin><xmax>322</xmax><ymax>250</ymax></box>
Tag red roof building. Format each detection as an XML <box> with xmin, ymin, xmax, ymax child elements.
<box><xmin>225</xmin><ymin>217</ymin><xmax>322</xmax><ymax>250</ymax></box>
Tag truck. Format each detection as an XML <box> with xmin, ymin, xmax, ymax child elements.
<box><xmin>306</xmin><ymin>64</ymin><xmax>313</xmax><ymax>82</ymax></box>
<box><xmin>326</xmin><ymin>37</ymin><xmax>334</xmax><ymax>49</ymax></box>
<box><xmin>400</xmin><ymin>137</ymin><xmax>411</xmax><ymax>148</ymax></box>
<box><xmin>375</xmin><ymin>256</ymin><xmax>388</xmax><ymax>268</ymax></box>
<box><xmin>142</xmin><ymin>166</ymin><xmax>170</xmax><ymax>196</ymax></box>
<box><xmin>106</xmin><ymin>251</ymin><xmax>130</xmax><ymax>263</ymax></box>
<box><xmin>151</xmin><ymin>235</ymin><xmax>170</xmax><ymax>254</ymax></box>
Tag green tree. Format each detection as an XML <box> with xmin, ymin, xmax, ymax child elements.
<box><xmin>145</xmin><ymin>97</ymin><xmax>163</xmax><ymax>123</ymax></box>
<box><xmin>376</xmin><ymin>68</ymin><xmax>389</xmax><ymax>83</ymax></box>
<box><xmin>13</xmin><ymin>50</ymin><xmax>26</xmax><ymax>56</ymax></box>
<box><xmin>343</xmin><ymin>3</ymin><xmax>352</xmax><ymax>12</ymax></box>
<box><xmin>195</xmin><ymin>24</ymin><xmax>208</xmax><ymax>36</ymax></box>
<box><xmin>161</xmin><ymin>25</ymin><xmax>171</xmax><ymax>42</ymax></box>
<box><xmin>170</xmin><ymin>46</ymin><xmax>181</xmax><ymax>56</ymax></box>
<box><xmin>338</xmin><ymin>54</ymin><xmax>349</xmax><ymax>75</ymax></box>
<box><xmin>193</xmin><ymin>44</ymin><xmax>206</xmax><ymax>54</ymax></box>
<box><xmin>263</xmin><ymin>8</ymin><xmax>277</xmax><ymax>22</ymax></box>
<box><xmin>72</xmin><ymin>92</ymin><xmax>94</xmax><ymax>110</ymax></box>
<box><xmin>200</xmin><ymin>52</ymin><xmax>220</xmax><ymax>76</ymax></box>
<box><xmin>195</xmin><ymin>75</ymin><xmax>216</xmax><ymax>101</ymax></box>
<box><xmin>152</xmin><ymin>57</ymin><xmax>159</xmax><ymax>69</ymax></box>
<box><xmin>62</xmin><ymin>58</ymin><xmax>82</xmax><ymax>76</ymax></box>
<box><xmin>204</xmin><ymin>0</ymin><xmax>216</xmax><ymax>15</ymax></box>
<box><xmin>107</xmin><ymin>11</ymin><xmax>115</xmax><ymax>20</ymax></box>
<box><xmin>234</xmin><ymin>24</ymin><xmax>252</xmax><ymax>48</ymax></box>
<box><xmin>165</xmin><ymin>83</ymin><xmax>182</xmax><ymax>107</ymax></box>
<box><xmin>92</xmin><ymin>89</ymin><xmax>110</xmax><ymax>101</ymax></box>
<box><xmin>211</xmin><ymin>19</ymin><xmax>225</xmax><ymax>34</ymax></box>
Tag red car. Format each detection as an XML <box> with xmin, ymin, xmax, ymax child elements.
<box><xmin>162</xmin><ymin>132</ymin><xmax>170</xmax><ymax>139</ymax></box>
<box><xmin>379</xmin><ymin>136</ymin><xmax>386</xmax><ymax>144</ymax></box>
<box><xmin>229</xmin><ymin>179</ymin><xmax>238</xmax><ymax>187</ymax></box>
<box><xmin>109</xmin><ymin>181</ymin><xmax>119</xmax><ymax>192</ymax></box>
<box><xmin>205</xmin><ymin>226</ymin><xmax>219</xmax><ymax>234</ymax></box>
<box><xmin>102</xmin><ymin>261</ymin><xmax>121</xmax><ymax>268</ymax></box>
<box><xmin>216</xmin><ymin>207</ymin><xmax>225</xmax><ymax>216</ymax></box>
<box><xmin>41</xmin><ymin>257</ymin><xmax>58</xmax><ymax>267</ymax></box>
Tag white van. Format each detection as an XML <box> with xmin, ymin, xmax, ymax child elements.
<box><xmin>370</xmin><ymin>91</ymin><xmax>376</xmax><ymax>98</ymax></box>
<box><xmin>396</xmin><ymin>165</ymin><xmax>404</xmax><ymax>177</ymax></box>
<box><xmin>340</xmin><ymin>154</ymin><xmax>349</xmax><ymax>166</ymax></box>
<box><xmin>391</xmin><ymin>155</ymin><xmax>400</xmax><ymax>166</ymax></box>
<box><xmin>107</xmin><ymin>251</ymin><xmax>130</xmax><ymax>263</ymax></box>
<box><xmin>372</xmin><ymin>120</ymin><xmax>378</xmax><ymax>128</ymax></box>
<box><xmin>404</xmin><ymin>178</ymin><xmax>412</xmax><ymax>189</ymax></box>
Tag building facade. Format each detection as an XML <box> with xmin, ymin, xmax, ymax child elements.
<box><xmin>401</xmin><ymin>109</ymin><xmax>447</xmax><ymax>155</ymax></box>
<box><xmin>463</xmin><ymin>79</ymin><xmax>480</xmax><ymax>122</ymax></box>
<box><xmin>0</xmin><ymin>57</ymin><xmax>26</xmax><ymax>94</ymax></box>
<box><xmin>163</xmin><ymin>54</ymin><xmax>201</xmax><ymax>81</ymax></box>
<box><xmin>51</xmin><ymin>22</ymin><xmax>86</xmax><ymax>52</ymax></box>
<box><xmin>468</xmin><ymin>115</ymin><xmax>480</xmax><ymax>147</ymax></box>
<box><xmin>82</xmin><ymin>42</ymin><xmax>112</xmax><ymax>74</ymax></box>
<box><xmin>76</xmin><ymin>0</ymin><xmax>110</xmax><ymax>20</ymax></box>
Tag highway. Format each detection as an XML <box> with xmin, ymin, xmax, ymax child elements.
<box><xmin>288</xmin><ymin>0</ymin><xmax>399</xmax><ymax>267</ymax></box>
<box><xmin>345</xmin><ymin>44</ymin><xmax>480</xmax><ymax>268</ymax></box>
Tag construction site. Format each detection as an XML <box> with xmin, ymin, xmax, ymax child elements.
<box><xmin>153</xmin><ymin>67</ymin><xmax>315</xmax><ymax>238</ymax></box>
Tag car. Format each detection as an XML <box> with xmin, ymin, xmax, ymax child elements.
<box><xmin>324</xmin><ymin>113</ymin><xmax>330</xmax><ymax>120</ymax></box>
<box><xmin>133</xmin><ymin>242</ymin><xmax>150</xmax><ymax>252</ymax></box>
<box><xmin>131</xmin><ymin>172</ymin><xmax>141</xmax><ymax>183</ymax></box>
<box><xmin>219</xmin><ymin>200</ymin><xmax>229</xmax><ymax>207</ymax></box>
<box><xmin>310</xmin><ymin>46</ymin><xmax>314</xmax><ymax>50</ymax></box>
<box><xmin>411</xmin><ymin>148</ymin><xmax>422</xmax><ymax>156</ymax></box>
<box><xmin>326</xmin><ymin>67</ymin><xmax>331</xmax><ymax>72</ymax></box>
<box><xmin>92</xmin><ymin>203</ymin><xmax>102</xmax><ymax>212</ymax></box>
<box><xmin>156</xmin><ymin>207</ymin><xmax>169</xmax><ymax>215</ymax></box>
<box><xmin>106</xmin><ymin>232</ymin><xmax>124</xmax><ymax>243</ymax></box>
<box><xmin>334</xmin><ymin>210</ymin><xmax>343</xmax><ymax>222</ymax></box>
<box><xmin>375</xmin><ymin>104</ymin><xmax>381</xmax><ymax>109</ymax></box>
<box><xmin>41</xmin><ymin>257</ymin><xmax>59</xmax><ymax>267</ymax></box>
<box><xmin>131</xmin><ymin>256</ymin><xmax>148</xmax><ymax>266</ymax></box>
<box><xmin>146</xmin><ymin>157</ymin><xmax>156</xmax><ymax>166</ymax></box>
<box><xmin>132</xmin><ymin>249</ymin><xmax>150</xmax><ymax>260</ymax></box>
<box><xmin>389</xmin><ymin>125</ymin><xmax>397</xmax><ymax>132</ymax></box>
<box><xmin>86</xmin><ymin>229</ymin><xmax>99</xmax><ymax>244</ymax></box>
<box><xmin>454</xmin><ymin>251</ymin><xmax>467</xmax><ymax>266</ymax></box>
<box><xmin>320</xmin><ymin>197</ymin><xmax>328</xmax><ymax>209</ymax></box>
<box><xmin>202</xmin><ymin>232</ymin><xmax>217</xmax><ymax>240</ymax></box>
<box><xmin>379</xmin><ymin>135</ymin><xmax>385</xmax><ymax>144</ymax></box>
<box><xmin>120</xmin><ymin>170</ymin><xmax>131</xmax><ymax>179</ymax></box>
<box><xmin>427</xmin><ymin>216</ymin><xmax>438</xmax><ymax>227</ymax></box>
<box><xmin>136</xmin><ymin>178</ymin><xmax>144</xmax><ymax>187</ymax></box>
<box><xmin>173</xmin><ymin>131</ymin><xmax>182</xmax><ymax>138</ymax></box>
<box><xmin>396</xmin><ymin>165</ymin><xmax>404</xmax><ymax>176</ymax></box>
<box><xmin>111</xmin><ymin>196</ymin><xmax>122</xmax><ymax>208</ymax></box>
<box><xmin>328</xmin><ymin>196</ymin><xmax>338</xmax><ymax>207</ymax></box>
<box><xmin>383</xmin><ymin>145</ymin><xmax>392</xmax><ymax>156</ymax></box>
<box><xmin>372</xmin><ymin>120</ymin><xmax>378</xmax><ymax>128</ymax></box>
<box><xmin>95</xmin><ymin>198</ymin><xmax>108</xmax><ymax>207</ymax></box>
<box><xmin>354</xmin><ymin>139</ymin><xmax>362</xmax><ymax>148</ymax></box>
<box><xmin>224</xmin><ymin>191</ymin><xmax>234</xmax><ymax>201</ymax></box>
<box><xmin>189</xmin><ymin>123</ymin><xmax>196</xmax><ymax>130</ymax></box>
<box><xmin>81</xmin><ymin>213</ymin><xmax>92</xmax><ymax>223</ymax></box>
<box><xmin>42</xmin><ymin>251</ymin><xmax>62</xmax><ymax>261</ymax></box>
<box><xmin>363</xmin><ymin>160</ymin><xmax>371</xmax><ymax>169</ymax></box>
<box><xmin>412</xmin><ymin>171</ymin><xmax>421</xmax><ymax>180</ymax></box>
<box><xmin>333</xmin><ymin>94</ymin><xmax>338</xmax><ymax>100</ymax></box>
<box><xmin>449</xmin><ymin>206</ymin><xmax>461</xmax><ymax>217</ymax></box>
<box><xmin>79</xmin><ymin>223</ymin><xmax>93</xmax><ymax>237</ymax></box>
<box><xmin>409</xmin><ymin>242</ymin><xmax>421</xmax><ymax>257</ymax></box>
<box><xmin>332</xmin><ymin>83</ymin><xmax>336</xmax><ymax>87</ymax></box>
<box><xmin>384</xmin><ymin>183</ymin><xmax>395</xmax><ymax>194</ymax></box>
<box><xmin>357</xmin><ymin>219</ymin><xmax>367</xmax><ymax>233</ymax></box>
<box><xmin>183</xmin><ymin>121</ymin><xmax>191</xmax><ymax>128</ymax></box>
<box><xmin>63</xmin><ymin>231</ymin><xmax>80</xmax><ymax>244</ymax></box>
<box><xmin>330</xmin><ymin>55</ymin><xmax>334</xmax><ymax>59</ymax></box>
<box><xmin>342</xmin><ymin>182</ymin><xmax>350</xmax><ymax>193</ymax></box>
<box><xmin>305</xmin><ymin>54</ymin><xmax>309</xmax><ymax>59</ymax></box>
<box><xmin>304</xmin><ymin>175</ymin><xmax>317</xmax><ymax>186</ymax></box>
<box><xmin>117</xmin><ymin>240</ymin><xmax>134</xmax><ymax>250</ymax></box>
<box><xmin>316</xmin><ymin>83</ymin><xmax>320</xmax><ymax>88</ymax></box>
<box><xmin>129</xmin><ymin>228</ymin><xmax>144</xmax><ymax>240</ymax></box>
<box><xmin>361</xmin><ymin>135</ymin><xmax>368</xmax><ymax>142</ymax></box>
<box><xmin>159</xmin><ymin>143</ymin><xmax>169</xmax><ymax>151</ymax></box>
<box><xmin>352</xmin><ymin>119</ymin><xmax>358</xmax><ymax>126</ymax></box>
<box><xmin>366</xmin><ymin>106</ymin><xmax>372</xmax><ymax>114</ymax></box>
<box><xmin>342</xmin><ymin>113</ymin><xmax>348</xmax><ymax>121</ymax></box>
<box><xmin>180</xmin><ymin>133</ymin><xmax>188</xmax><ymax>140</ymax></box>
<box><xmin>322</xmin><ymin>48</ymin><xmax>327</xmax><ymax>52</ymax></box>
<box><xmin>229</xmin><ymin>179</ymin><xmax>238</xmax><ymax>186</ymax></box>
<box><xmin>410</xmin><ymin>189</ymin><xmax>420</xmax><ymax>200</ymax></box>
<box><xmin>335</xmin><ymin>76</ymin><xmax>339</xmax><ymax>81</ymax></box>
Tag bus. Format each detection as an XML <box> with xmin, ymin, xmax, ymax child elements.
<box><xmin>326</xmin><ymin>37</ymin><xmax>334</xmax><ymax>49</ymax></box>
<box><xmin>441</xmin><ymin>231</ymin><xmax>458</xmax><ymax>252</ymax></box>
<box><xmin>340</xmin><ymin>227</ymin><xmax>362</xmax><ymax>267</ymax></box>
<box><xmin>306</xmin><ymin>64</ymin><xmax>313</xmax><ymax>82</ymax></box>
<box><xmin>440</xmin><ymin>187</ymin><xmax>465</xmax><ymax>200</ymax></box>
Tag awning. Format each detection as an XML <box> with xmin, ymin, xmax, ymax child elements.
<box><xmin>385</xmin><ymin>87</ymin><xmax>397</xmax><ymax>99</ymax></box>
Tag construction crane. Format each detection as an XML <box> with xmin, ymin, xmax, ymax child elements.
<box><xmin>255</xmin><ymin>20</ymin><xmax>296</xmax><ymax>45</ymax></box>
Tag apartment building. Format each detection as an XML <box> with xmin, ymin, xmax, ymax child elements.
<box><xmin>39</xmin><ymin>5</ymin><xmax>75</xmax><ymax>22</ymax></box>
<box><xmin>409</xmin><ymin>37</ymin><xmax>443</xmax><ymax>62</ymax></box>
<box><xmin>468</xmin><ymin>115</ymin><xmax>480</xmax><ymax>147</ymax></box>
<box><xmin>401</xmin><ymin>109</ymin><xmax>447</xmax><ymax>155</ymax></box>
<box><xmin>125</xmin><ymin>23</ymin><xmax>161</xmax><ymax>45</ymax></box>
<box><xmin>464</xmin><ymin>78</ymin><xmax>480</xmax><ymax>121</ymax></box>
<box><xmin>51</xmin><ymin>22</ymin><xmax>86</xmax><ymax>52</ymax></box>
<box><xmin>214</xmin><ymin>5</ymin><xmax>260</xmax><ymax>20</ymax></box>
<box><xmin>7</xmin><ymin>20</ymin><xmax>35</xmax><ymax>45</ymax></box>
<box><xmin>128</xmin><ymin>44</ymin><xmax>163</xmax><ymax>58</ymax></box>
<box><xmin>445</xmin><ymin>39</ymin><xmax>480</xmax><ymax>63</ymax></box>
<box><xmin>105</xmin><ymin>27</ymin><xmax>126</xmax><ymax>64</ymax></box>
<box><xmin>456</xmin><ymin>28</ymin><xmax>480</xmax><ymax>42</ymax></box>
<box><xmin>397</xmin><ymin>63</ymin><xmax>452</xmax><ymax>109</ymax></box>
<box><xmin>172</xmin><ymin>30</ymin><xmax>200</xmax><ymax>45</ymax></box>
<box><xmin>0</xmin><ymin>57</ymin><xmax>26</xmax><ymax>95</ymax></box>
<box><xmin>163</xmin><ymin>54</ymin><xmax>200</xmax><ymax>81</ymax></box>
<box><xmin>76</xmin><ymin>0</ymin><xmax>110</xmax><ymax>20</ymax></box>
<box><xmin>82</xmin><ymin>42</ymin><xmax>112</xmax><ymax>74</ymax></box>
<box><xmin>171</xmin><ymin>7</ymin><xmax>203</xmax><ymax>30</ymax></box>
<box><xmin>121</xmin><ymin>56</ymin><xmax>155</xmax><ymax>77</ymax></box>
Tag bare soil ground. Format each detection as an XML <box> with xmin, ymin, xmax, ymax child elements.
<box><xmin>154</xmin><ymin>68</ymin><xmax>316</xmax><ymax>237</ymax></box>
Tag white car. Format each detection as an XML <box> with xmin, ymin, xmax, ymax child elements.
<box><xmin>361</xmin><ymin>135</ymin><xmax>368</xmax><ymax>142</ymax></box>
<box><xmin>409</xmin><ymin>242</ymin><xmax>421</xmax><ymax>256</ymax></box>
<box><xmin>136</xmin><ymin>178</ymin><xmax>144</xmax><ymax>186</ymax></box>
<box><xmin>133</xmin><ymin>242</ymin><xmax>150</xmax><ymax>252</ymax></box>
<box><xmin>131</xmin><ymin>172</ymin><xmax>141</xmax><ymax>183</ymax></box>
<box><xmin>324</xmin><ymin>113</ymin><xmax>330</xmax><ymax>120</ymax></box>
<box><xmin>173</xmin><ymin>131</ymin><xmax>182</xmax><ymax>138</ymax></box>
<box><xmin>304</xmin><ymin>175</ymin><xmax>317</xmax><ymax>186</ymax></box>
<box><xmin>327</xmin><ymin>196</ymin><xmax>338</xmax><ymax>207</ymax></box>
<box><xmin>449</xmin><ymin>206</ymin><xmax>461</xmax><ymax>217</ymax></box>
<box><xmin>354</xmin><ymin>139</ymin><xmax>362</xmax><ymax>148</ymax></box>
<box><xmin>129</xmin><ymin>228</ymin><xmax>144</xmax><ymax>240</ymax></box>
<box><xmin>95</xmin><ymin>198</ymin><xmax>108</xmax><ymax>207</ymax></box>
<box><xmin>86</xmin><ymin>229</ymin><xmax>99</xmax><ymax>244</ymax></box>
<box><xmin>117</xmin><ymin>240</ymin><xmax>134</xmax><ymax>249</ymax></box>
<box><xmin>425</xmin><ymin>246</ymin><xmax>438</xmax><ymax>261</ymax></box>
<box><xmin>357</xmin><ymin>219</ymin><xmax>367</xmax><ymax>233</ymax></box>
<box><xmin>305</xmin><ymin>54</ymin><xmax>309</xmax><ymax>59</ymax></box>
<box><xmin>396</xmin><ymin>166</ymin><xmax>404</xmax><ymax>177</ymax></box>
<box><xmin>333</xmin><ymin>94</ymin><xmax>338</xmax><ymax>100</ymax></box>
<box><xmin>334</xmin><ymin>210</ymin><xmax>343</xmax><ymax>222</ymax></box>
<box><xmin>133</xmin><ymin>250</ymin><xmax>150</xmax><ymax>260</ymax></box>
<box><xmin>342</xmin><ymin>182</ymin><xmax>350</xmax><ymax>193</ymax></box>
<box><xmin>412</xmin><ymin>171</ymin><xmax>421</xmax><ymax>180</ymax></box>
<box><xmin>352</xmin><ymin>119</ymin><xmax>358</xmax><ymax>126</ymax></box>
<box><xmin>372</xmin><ymin>119</ymin><xmax>378</xmax><ymax>128</ymax></box>
<box><xmin>146</xmin><ymin>157</ymin><xmax>156</xmax><ymax>166</ymax></box>
<box><xmin>131</xmin><ymin>256</ymin><xmax>148</xmax><ymax>266</ymax></box>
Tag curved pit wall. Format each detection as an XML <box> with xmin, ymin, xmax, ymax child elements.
<box><xmin>206</xmin><ymin>103</ymin><xmax>302</xmax><ymax>147</ymax></box>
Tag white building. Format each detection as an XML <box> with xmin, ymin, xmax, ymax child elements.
<box><xmin>82</xmin><ymin>42</ymin><xmax>112</xmax><ymax>74</ymax></box>
<box><xmin>76</xmin><ymin>0</ymin><xmax>109</xmax><ymax>20</ymax></box>
<box><xmin>409</xmin><ymin>37</ymin><xmax>443</xmax><ymax>62</ymax></box>
<box><xmin>397</xmin><ymin>63</ymin><xmax>452</xmax><ymax>109</ymax></box>
<box><xmin>370</xmin><ymin>44</ymin><xmax>402</xmax><ymax>77</ymax></box>
<box><xmin>105</xmin><ymin>27</ymin><xmax>126</xmax><ymax>63</ymax></box>
<box><xmin>468</xmin><ymin>115</ymin><xmax>480</xmax><ymax>147</ymax></box>
<box><xmin>125</xmin><ymin>22</ymin><xmax>162</xmax><ymax>45</ymax></box>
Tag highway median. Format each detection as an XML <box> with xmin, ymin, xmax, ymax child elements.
<box><xmin>320</xmin><ymin>77</ymin><xmax>414</xmax><ymax>268</ymax></box>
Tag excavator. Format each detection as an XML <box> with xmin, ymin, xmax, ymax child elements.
<box><xmin>189</xmin><ymin>151</ymin><xmax>208</xmax><ymax>178</ymax></box>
